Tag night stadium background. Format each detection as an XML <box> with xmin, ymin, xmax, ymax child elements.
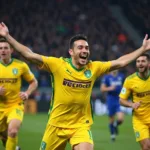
<box><xmin>0</xmin><ymin>0</ymin><xmax>149</xmax><ymax>149</ymax></box>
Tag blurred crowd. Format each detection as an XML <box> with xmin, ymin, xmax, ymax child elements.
<box><xmin>112</xmin><ymin>0</ymin><xmax>150</xmax><ymax>36</ymax></box>
<box><xmin>0</xmin><ymin>0</ymin><xmax>149</xmax><ymax>101</ymax></box>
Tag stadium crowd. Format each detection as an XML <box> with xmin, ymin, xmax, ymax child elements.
<box><xmin>0</xmin><ymin>0</ymin><xmax>149</xmax><ymax>103</ymax></box>
<box><xmin>112</xmin><ymin>0</ymin><xmax>150</xmax><ymax>36</ymax></box>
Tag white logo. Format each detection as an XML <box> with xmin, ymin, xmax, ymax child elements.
<box><xmin>121</xmin><ymin>87</ymin><xmax>126</xmax><ymax>94</ymax></box>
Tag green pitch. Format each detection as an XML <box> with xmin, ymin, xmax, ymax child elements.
<box><xmin>0</xmin><ymin>113</ymin><xmax>139</xmax><ymax>150</ymax></box>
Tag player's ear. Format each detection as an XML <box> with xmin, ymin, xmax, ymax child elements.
<box><xmin>69</xmin><ymin>49</ymin><xmax>73</xmax><ymax>56</ymax></box>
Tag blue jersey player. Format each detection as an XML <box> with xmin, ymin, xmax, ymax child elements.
<box><xmin>100</xmin><ymin>70</ymin><xmax>125</xmax><ymax>141</ymax></box>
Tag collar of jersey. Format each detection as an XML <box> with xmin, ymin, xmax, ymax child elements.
<box><xmin>69</xmin><ymin>58</ymin><xmax>85</xmax><ymax>72</ymax></box>
<box><xmin>0</xmin><ymin>58</ymin><xmax>13</xmax><ymax>66</ymax></box>
<box><xmin>136</xmin><ymin>71</ymin><xmax>150</xmax><ymax>80</ymax></box>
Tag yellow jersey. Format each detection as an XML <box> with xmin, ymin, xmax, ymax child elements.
<box><xmin>41</xmin><ymin>56</ymin><xmax>111</xmax><ymax>128</ymax></box>
<box><xmin>0</xmin><ymin>58</ymin><xmax>35</xmax><ymax>110</ymax></box>
<box><xmin>119</xmin><ymin>72</ymin><xmax>150</xmax><ymax>122</ymax></box>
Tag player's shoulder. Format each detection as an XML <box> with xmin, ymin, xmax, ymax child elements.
<box><xmin>87</xmin><ymin>60</ymin><xmax>108</xmax><ymax>67</ymax></box>
<box><xmin>126</xmin><ymin>72</ymin><xmax>137</xmax><ymax>80</ymax></box>
<box><xmin>13</xmin><ymin>58</ymin><xmax>28</xmax><ymax>66</ymax></box>
<box><xmin>61</xmin><ymin>57</ymin><xmax>70</xmax><ymax>63</ymax></box>
<box><xmin>13</xmin><ymin>58</ymin><xmax>29</xmax><ymax>68</ymax></box>
<box><xmin>13</xmin><ymin>58</ymin><xmax>24</xmax><ymax>64</ymax></box>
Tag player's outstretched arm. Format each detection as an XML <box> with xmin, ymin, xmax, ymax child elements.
<box><xmin>0</xmin><ymin>22</ymin><xmax>43</xmax><ymax>66</ymax></box>
<box><xmin>110</xmin><ymin>34</ymin><xmax>150</xmax><ymax>71</ymax></box>
<box><xmin>120</xmin><ymin>98</ymin><xmax>141</xmax><ymax>110</ymax></box>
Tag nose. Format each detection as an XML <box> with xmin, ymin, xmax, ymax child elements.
<box><xmin>1</xmin><ymin>49</ymin><xmax>5</xmax><ymax>53</ymax></box>
<box><xmin>82</xmin><ymin>47</ymin><xmax>88</xmax><ymax>52</ymax></box>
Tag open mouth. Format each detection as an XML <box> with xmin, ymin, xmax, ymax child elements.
<box><xmin>79</xmin><ymin>54</ymin><xmax>88</xmax><ymax>60</ymax></box>
<box><xmin>138</xmin><ymin>67</ymin><xmax>145</xmax><ymax>71</ymax></box>
<box><xmin>80</xmin><ymin>56</ymin><xmax>87</xmax><ymax>59</ymax></box>
<box><xmin>139</xmin><ymin>66</ymin><xmax>144</xmax><ymax>69</ymax></box>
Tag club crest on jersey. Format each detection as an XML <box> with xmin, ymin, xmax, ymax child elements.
<box><xmin>40</xmin><ymin>141</ymin><xmax>46</xmax><ymax>150</ymax></box>
<box><xmin>12</xmin><ymin>68</ymin><xmax>18</xmax><ymax>75</ymax></box>
<box><xmin>135</xmin><ymin>131</ymin><xmax>140</xmax><ymax>138</ymax></box>
<box><xmin>84</xmin><ymin>70</ymin><xmax>91</xmax><ymax>78</ymax></box>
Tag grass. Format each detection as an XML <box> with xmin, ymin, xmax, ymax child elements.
<box><xmin>0</xmin><ymin>113</ymin><xmax>140</xmax><ymax>150</ymax></box>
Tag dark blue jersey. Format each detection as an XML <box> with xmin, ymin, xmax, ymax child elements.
<box><xmin>101</xmin><ymin>73</ymin><xmax>124</xmax><ymax>105</ymax></box>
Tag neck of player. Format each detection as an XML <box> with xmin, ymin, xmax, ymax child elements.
<box><xmin>0</xmin><ymin>58</ymin><xmax>12</xmax><ymax>65</ymax></box>
<box><xmin>138</xmin><ymin>70</ymin><xmax>149</xmax><ymax>79</ymax></box>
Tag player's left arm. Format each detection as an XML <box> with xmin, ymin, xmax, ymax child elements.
<box><xmin>20</xmin><ymin>63</ymin><xmax>38</xmax><ymax>101</ymax></box>
<box><xmin>119</xmin><ymin>98</ymin><xmax>133</xmax><ymax>108</ymax></box>
<box><xmin>119</xmin><ymin>79</ymin><xmax>141</xmax><ymax>110</ymax></box>
<box><xmin>110</xmin><ymin>34</ymin><xmax>150</xmax><ymax>71</ymax></box>
<box><xmin>120</xmin><ymin>98</ymin><xmax>141</xmax><ymax>110</ymax></box>
<box><xmin>19</xmin><ymin>78</ymin><xmax>38</xmax><ymax>101</ymax></box>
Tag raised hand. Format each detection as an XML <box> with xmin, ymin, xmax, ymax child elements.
<box><xmin>0</xmin><ymin>22</ymin><xmax>9</xmax><ymax>38</ymax></box>
<box><xmin>142</xmin><ymin>34</ymin><xmax>150</xmax><ymax>51</ymax></box>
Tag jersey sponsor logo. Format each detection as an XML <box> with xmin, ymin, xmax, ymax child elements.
<box><xmin>63</xmin><ymin>79</ymin><xmax>91</xmax><ymax>88</ymax></box>
<box><xmin>110</xmin><ymin>81</ymin><xmax>122</xmax><ymax>86</ymax></box>
<box><xmin>0</xmin><ymin>78</ymin><xmax>17</xmax><ymax>83</ymax></box>
<box><xmin>12</xmin><ymin>68</ymin><xmax>18</xmax><ymax>75</ymax></box>
<box><xmin>136</xmin><ymin>91</ymin><xmax>150</xmax><ymax>98</ymax></box>
<box><xmin>84</xmin><ymin>70</ymin><xmax>92</xmax><ymax>78</ymax></box>
<box><xmin>121</xmin><ymin>87</ymin><xmax>126</xmax><ymax>94</ymax></box>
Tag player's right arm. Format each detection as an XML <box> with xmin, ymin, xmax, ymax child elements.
<box><xmin>120</xmin><ymin>98</ymin><xmax>133</xmax><ymax>108</ymax></box>
<box><xmin>119</xmin><ymin>79</ymin><xmax>141</xmax><ymax>109</ymax></box>
<box><xmin>0</xmin><ymin>22</ymin><xmax>43</xmax><ymax>66</ymax></box>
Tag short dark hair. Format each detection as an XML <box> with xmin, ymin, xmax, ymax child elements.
<box><xmin>69</xmin><ymin>34</ymin><xmax>88</xmax><ymax>49</ymax></box>
<box><xmin>0</xmin><ymin>37</ymin><xmax>12</xmax><ymax>48</ymax></box>
<box><xmin>137</xmin><ymin>53</ymin><xmax>150</xmax><ymax>60</ymax></box>
<box><xmin>0</xmin><ymin>37</ymin><xmax>7</xmax><ymax>43</ymax></box>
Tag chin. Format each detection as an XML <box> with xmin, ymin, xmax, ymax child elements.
<box><xmin>138</xmin><ymin>69</ymin><xmax>145</xmax><ymax>73</ymax></box>
<box><xmin>80</xmin><ymin>62</ymin><xmax>87</xmax><ymax>67</ymax></box>
<box><xmin>80</xmin><ymin>60</ymin><xmax>88</xmax><ymax>65</ymax></box>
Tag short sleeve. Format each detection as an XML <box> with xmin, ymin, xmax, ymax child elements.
<box><xmin>40</xmin><ymin>56</ymin><xmax>62</xmax><ymax>73</ymax></box>
<box><xmin>119</xmin><ymin>78</ymin><xmax>131</xmax><ymax>100</ymax></box>
<box><xmin>22</xmin><ymin>62</ymin><xmax>35</xmax><ymax>82</ymax></box>
<box><xmin>92</xmin><ymin>61</ymin><xmax>111</xmax><ymax>77</ymax></box>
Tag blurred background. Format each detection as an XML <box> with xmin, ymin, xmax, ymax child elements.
<box><xmin>0</xmin><ymin>0</ymin><xmax>149</xmax><ymax>149</ymax></box>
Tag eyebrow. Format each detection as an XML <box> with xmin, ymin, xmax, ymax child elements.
<box><xmin>77</xmin><ymin>45</ymin><xmax>89</xmax><ymax>48</ymax></box>
<box><xmin>0</xmin><ymin>46</ymin><xmax>9</xmax><ymax>48</ymax></box>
